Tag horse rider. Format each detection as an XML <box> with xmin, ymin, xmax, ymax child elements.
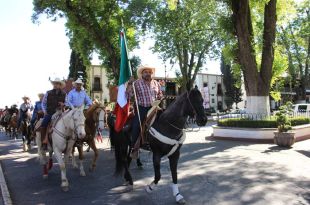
<box><xmin>41</xmin><ymin>77</ymin><xmax>66</xmax><ymax>150</ymax></box>
<box><xmin>30</xmin><ymin>93</ymin><xmax>45</xmax><ymax>130</ymax></box>
<box><xmin>66</xmin><ymin>78</ymin><xmax>92</xmax><ymax>109</ymax></box>
<box><xmin>126</xmin><ymin>65</ymin><xmax>163</xmax><ymax>159</ymax></box>
<box><xmin>17</xmin><ymin>96</ymin><xmax>34</xmax><ymax>130</ymax></box>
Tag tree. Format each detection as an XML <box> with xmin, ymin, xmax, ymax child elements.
<box><xmin>220</xmin><ymin>55</ymin><xmax>243</xmax><ymax>109</ymax></box>
<box><xmin>229</xmin><ymin>0</ymin><xmax>277</xmax><ymax>114</ymax></box>
<box><xmin>32</xmin><ymin>0</ymin><xmax>138</xmax><ymax>84</ymax></box>
<box><xmin>279</xmin><ymin>1</ymin><xmax>310</xmax><ymax>102</ymax></box>
<box><xmin>129</xmin><ymin>0</ymin><xmax>220</xmax><ymax>91</ymax></box>
<box><xmin>68</xmin><ymin>50</ymin><xmax>88</xmax><ymax>89</ymax></box>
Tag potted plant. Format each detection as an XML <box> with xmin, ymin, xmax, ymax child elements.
<box><xmin>274</xmin><ymin>102</ymin><xmax>295</xmax><ymax>147</ymax></box>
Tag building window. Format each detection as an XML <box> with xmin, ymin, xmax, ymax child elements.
<box><xmin>217</xmin><ymin>83</ymin><xmax>223</xmax><ymax>96</ymax></box>
<box><xmin>93</xmin><ymin>77</ymin><xmax>101</xmax><ymax>91</ymax></box>
<box><xmin>212</xmin><ymin>99</ymin><xmax>215</xmax><ymax>103</ymax></box>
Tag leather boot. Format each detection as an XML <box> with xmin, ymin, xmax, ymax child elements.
<box><xmin>41</xmin><ymin>127</ymin><xmax>48</xmax><ymax>151</ymax></box>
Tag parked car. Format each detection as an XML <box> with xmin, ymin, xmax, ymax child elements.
<box><xmin>292</xmin><ymin>104</ymin><xmax>310</xmax><ymax>113</ymax></box>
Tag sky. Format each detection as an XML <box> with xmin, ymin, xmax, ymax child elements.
<box><xmin>0</xmin><ymin>0</ymin><xmax>220</xmax><ymax>108</ymax></box>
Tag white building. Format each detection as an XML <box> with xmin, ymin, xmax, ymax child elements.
<box><xmin>195</xmin><ymin>73</ymin><xmax>247</xmax><ymax>111</ymax></box>
<box><xmin>88</xmin><ymin>65</ymin><xmax>110</xmax><ymax>103</ymax></box>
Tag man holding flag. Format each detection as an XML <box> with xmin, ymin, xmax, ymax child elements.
<box><xmin>114</xmin><ymin>28</ymin><xmax>162</xmax><ymax>159</ymax></box>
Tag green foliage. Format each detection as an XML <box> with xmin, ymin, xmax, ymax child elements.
<box><xmin>32</xmin><ymin>0</ymin><xmax>139</xmax><ymax>84</ymax></box>
<box><xmin>218</xmin><ymin>116</ymin><xmax>310</xmax><ymax>128</ymax></box>
<box><xmin>218</xmin><ymin>118</ymin><xmax>277</xmax><ymax>128</ymax></box>
<box><xmin>129</xmin><ymin>0</ymin><xmax>222</xmax><ymax>90</ymax></box>
<box><xmin>278</xmin><ymin>0</ymin><xmax>309</xmax><ymax>100</ymax></box>
<box><xmin>68</xmin><ymin>50</ymin><xmax>88</xmax><ymax>89</ymax></box>
<box><xmin>275</xmin><ymin>102</ymin><xmax>293</xmax><ymax>132</ymax></box>
<box><xmin>220</xmin><ymin>54</ymin><xmax>243</xmax><ymax>108</ymax></box>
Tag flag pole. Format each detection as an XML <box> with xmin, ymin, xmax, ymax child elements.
<box><xmin>121</xmin><ymin>20</ymin><xmax>143</xmax><ymax>145</ymax></box>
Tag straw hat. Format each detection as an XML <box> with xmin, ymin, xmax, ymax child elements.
<box><xmin>50</xmin><ymin>77</ymin><xmax>65</xmax><ymax>86</ymax></box>
<box><xmin>73</xmin><ymin>78</ymin><xmax>84</xmax><ymax>86</ymax></box>
<box><xmin>22</xmin><ymin>96</ymin><xmax>30</xmax><ymax>100</ymax></box>
<box><xmin>137</xmin><ymin>65</ymin><xmax>155</xmax><ymax>79</ymax></box>
<box><xmin>38</xmin><ymin>93</ymin><xmax>45</xmax><ymax>97</ymax></box>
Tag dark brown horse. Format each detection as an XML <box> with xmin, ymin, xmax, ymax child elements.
<box><xmin>8</xmin><ymin>113</ymin><xmax>18</xmax><ymax>139</ymax></box>
<box><xmin>72</xmin><ymin>102</ymin><xmax>105</xmax><ymax>176</ymax></box>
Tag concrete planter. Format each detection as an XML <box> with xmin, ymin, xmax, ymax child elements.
<box><xmin>274</xmin><ymin>131</ymin><xmax>295</xmax><ymax>147</ymax></box>
<box><xmin>212</xmin><ymin>124</ymin><xmax>310</xmax><ymax>142</ymax></box>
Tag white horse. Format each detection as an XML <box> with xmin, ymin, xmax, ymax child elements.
<box><xmin>37</xmin><ymin>107</ymin><xmax>86</xmax><ymax>191</ymax></box>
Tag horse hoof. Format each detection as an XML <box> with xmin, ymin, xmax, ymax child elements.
<box><xmin>80</xmin><ymin>172</ymin><xmax>86</xmax><ymax>177</ymax></box>
<box><xmin>43</xmin><ymin>174</ymin><xmax>48</xmax><ymax>179</ymax></box>
<box><xmin>22</xmin><ymin>144</ymin><xmax>27</xmax><ymax>152</ymax></box>
<box><xmin>177</xmin><ymin>198</ymin><xmax>186</xmax><ymax>204</ymax></box>
<box><xmin>62</xmin><ymin>186</ymin><xmax>69</xmax><ymax>192</ymax></box>
<box><xmin>125</xmin><ymin>185</ymin><xmax>133</xmax><ymax>192</ymax></box>
<box><xmin>145</xmin><ymin>185</ymin><xmax>153</xmax><ymax>193</ymax></box>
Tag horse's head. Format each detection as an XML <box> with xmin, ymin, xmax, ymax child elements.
<box><xmin>71</xmin><ymin>107</ymin><xmax>86</xmax><ymax>139</ymax></box>
<box><xmin>186</xmin><ymin>88</ymin><xmax>208</xmax><ymax>126</ymax></box>
<box><xmin>87</xmin><ymin>102</ymin><xmax>105</xmax><ymax>131</ymax></box>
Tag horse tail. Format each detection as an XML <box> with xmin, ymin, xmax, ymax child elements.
<box><xmin>107</xmin><ymin>114</ymin><xmax>128</xmax><ymax>175</ymax></box>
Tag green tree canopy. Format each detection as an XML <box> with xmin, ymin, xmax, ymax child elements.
<box><xmin>32</xmin><ymin>0</ymin><xmax>139</xmax><ymax>83</ymax></box>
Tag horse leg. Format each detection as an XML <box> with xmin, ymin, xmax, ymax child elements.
<box><xmin>136</xmin><ymin>157</ymin><xmax>143</xmax><ymax>168</ymax></box>
<box><xmin>54</xmin><ymin>147</ymin><xmax>69</xmax><ymax>191</ymax></box>
<box><xmin>146</xmin><ymin>153</ymin><xmax>161</xmax><ymax>193</ymax></box>
<box><xmin>169</xmin><ymin>150</ymin><xmax>185</xmax><ymax>204</ymax></box>
<box><xmin>89</xmin><ymin>139</ymin><xmax>99</xmax><ymax>172</ymax></box>
<box><xmin>36</xmin><ymin>131</ymin><xmax>42</xmax><ymax>162</ymax></box>
<box><xmin>77</xmin><ymin>145</ymin><xmax>86</xmax><ymax>176</ymax></box>
<box><xmin>71</xmin><ymin>146</ymin><xmax>78</xmax><ymax>169</ymax></box>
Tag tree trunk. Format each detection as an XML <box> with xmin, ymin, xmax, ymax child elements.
<box><xmin>231</xmin><ymin>0</ymin><xmax>277</xmax><ymax>115</ymax></box>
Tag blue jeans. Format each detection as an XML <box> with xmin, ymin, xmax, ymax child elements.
<box><xmin>130</xmin><ymin>105</ymin><xmax>151</xmax><ymax>147</ymax></box>
<box><xmin>41</xmin><ymin>114</ymin><xmax>52</xmax><ymax>128</ymax></box>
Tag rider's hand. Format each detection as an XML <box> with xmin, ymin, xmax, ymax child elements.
<box><xmin>128</xmin><ymin>76</ymin><xmax>135</xmax><ymax>85</ymax></box>
<box><xmin>58</xmin><ymin>102</ymin><xmax>65</xmax><ymax>107</ymax></box>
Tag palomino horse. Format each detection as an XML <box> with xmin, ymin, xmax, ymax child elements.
<box><xmin>71</xmin><ymin>102</ymin><xmax>105</xmax><ymax>176</ymax></box>
<box><xmin>108</xmin><ymin>88</ymin><xmax>207</xmax><ymax>204</ymax></box>
<box><xmin>37</xmin><ymin>107</ymin><xmax>86</xmax><ymax>191</ymax></box>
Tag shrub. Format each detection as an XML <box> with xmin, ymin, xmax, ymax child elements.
<box><xmin>275</xmin><ymin>102</ymin><xmax>293</xmax><ymax>132</ymax></box>
<box><xmin>218</xmin><ymin>117</ymin><xmax>310</xmax><ymax>128</ymax></box>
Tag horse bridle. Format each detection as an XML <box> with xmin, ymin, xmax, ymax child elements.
<box><xmin>55</xmin><ymin>109</ymin><xmax>85</xmax><ymax>140</ymax></box>
<box><xmin>166</xmin><ymin>90</ymin><xmax>197</xmax><ymax>131</ymax></box>
<box><xmin>94</xmin><ymin>106</ymin><xmax>105</xmax><ymax>131</ymax></box>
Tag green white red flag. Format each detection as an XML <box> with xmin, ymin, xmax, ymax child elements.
<box><xmin>114</xmin><ymin>28</ymin><xmax>132</xmax><ymax>132</ymax></box>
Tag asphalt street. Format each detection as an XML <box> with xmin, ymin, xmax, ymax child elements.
<box><xmin>0</xmin><ymin>124</ymin><xmax>310</xmax><ymax>205</ymax></box>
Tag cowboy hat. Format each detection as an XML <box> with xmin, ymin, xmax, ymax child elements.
<box><xmin>50</xmin><ymin>77</ymin><xmax>65</xmax><ymax>86</ymax></box>
<box><xmin>38</xmin><ymin>93</ymin><xmax>45</xmax><ymax>97</ymax></box>
<box><xmin>22</xmin><ymin>96</ymin><xmax>30</xmax><ymax>100</ymax></box>
<box><xmin>73</xmin><ymin>78</ymin><xmax>84</xmax><ymax>86</ymax></box>
<box><xmin>137</xmin><ymin>65</ymin><xmax>155</xmax><ymax>79</ymax></box>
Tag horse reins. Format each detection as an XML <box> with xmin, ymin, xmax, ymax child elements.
<box><xmin>166</xmin><ymin>90</ymin><xmax>196</xmax><ymax>131</ymax></box>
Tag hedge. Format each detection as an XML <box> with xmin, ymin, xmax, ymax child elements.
<box><xmin>218</xmin><ymin>117</ymin><xmax>310</xmax><ymax>128</ymax></box>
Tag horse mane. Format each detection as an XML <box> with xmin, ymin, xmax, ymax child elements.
<box><xmin>159</xmin><ymin>92</ymin><xmax>187</xmax><ymax>120</ymax></box>
<box><xmin>85</xmin><ymin>102</ymin><xmax>104</xmax><ymax>119</ymax></box>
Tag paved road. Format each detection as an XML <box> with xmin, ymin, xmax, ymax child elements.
<box><xmin>1</xmin><ymin>124</ymin><xmax>310</xmax><ymax>205</ymax></box>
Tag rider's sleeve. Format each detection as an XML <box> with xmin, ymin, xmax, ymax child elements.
<box><xmin>84</xmin><ymin>92</ymin><xmax>92</xmax><ymax>106</ymax></box>
<box><xmin>42</xmin><ymin>93</ymin><xmax>48</xmax><ymax>113</ymax></box>
<box><xmin>66</xmin><ymin>91</ymin><xmax>74</xmax><ymax>109</ymax></box>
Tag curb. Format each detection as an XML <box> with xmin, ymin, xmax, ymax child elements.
<box><xmin>0</xmin><ymin>162</ymin><xmax>12</xmax><ymax>205</ymax></box>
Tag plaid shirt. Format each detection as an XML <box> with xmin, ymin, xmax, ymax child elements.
<box><xmin>128</xmin><ymin>79</ymin><xmax>163</xmax><ymax>107</ymax></box>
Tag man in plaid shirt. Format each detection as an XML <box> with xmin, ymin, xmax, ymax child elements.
<box><xmin>126</xmin><ymin>65</ymin><xmax>163</xmax><ymax>159</ymax></box>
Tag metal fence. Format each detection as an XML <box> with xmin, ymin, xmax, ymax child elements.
<box><xmin>215</xmin><ymin>110</ymin><xmax>310</xmax><ymax>122</ymax></box>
